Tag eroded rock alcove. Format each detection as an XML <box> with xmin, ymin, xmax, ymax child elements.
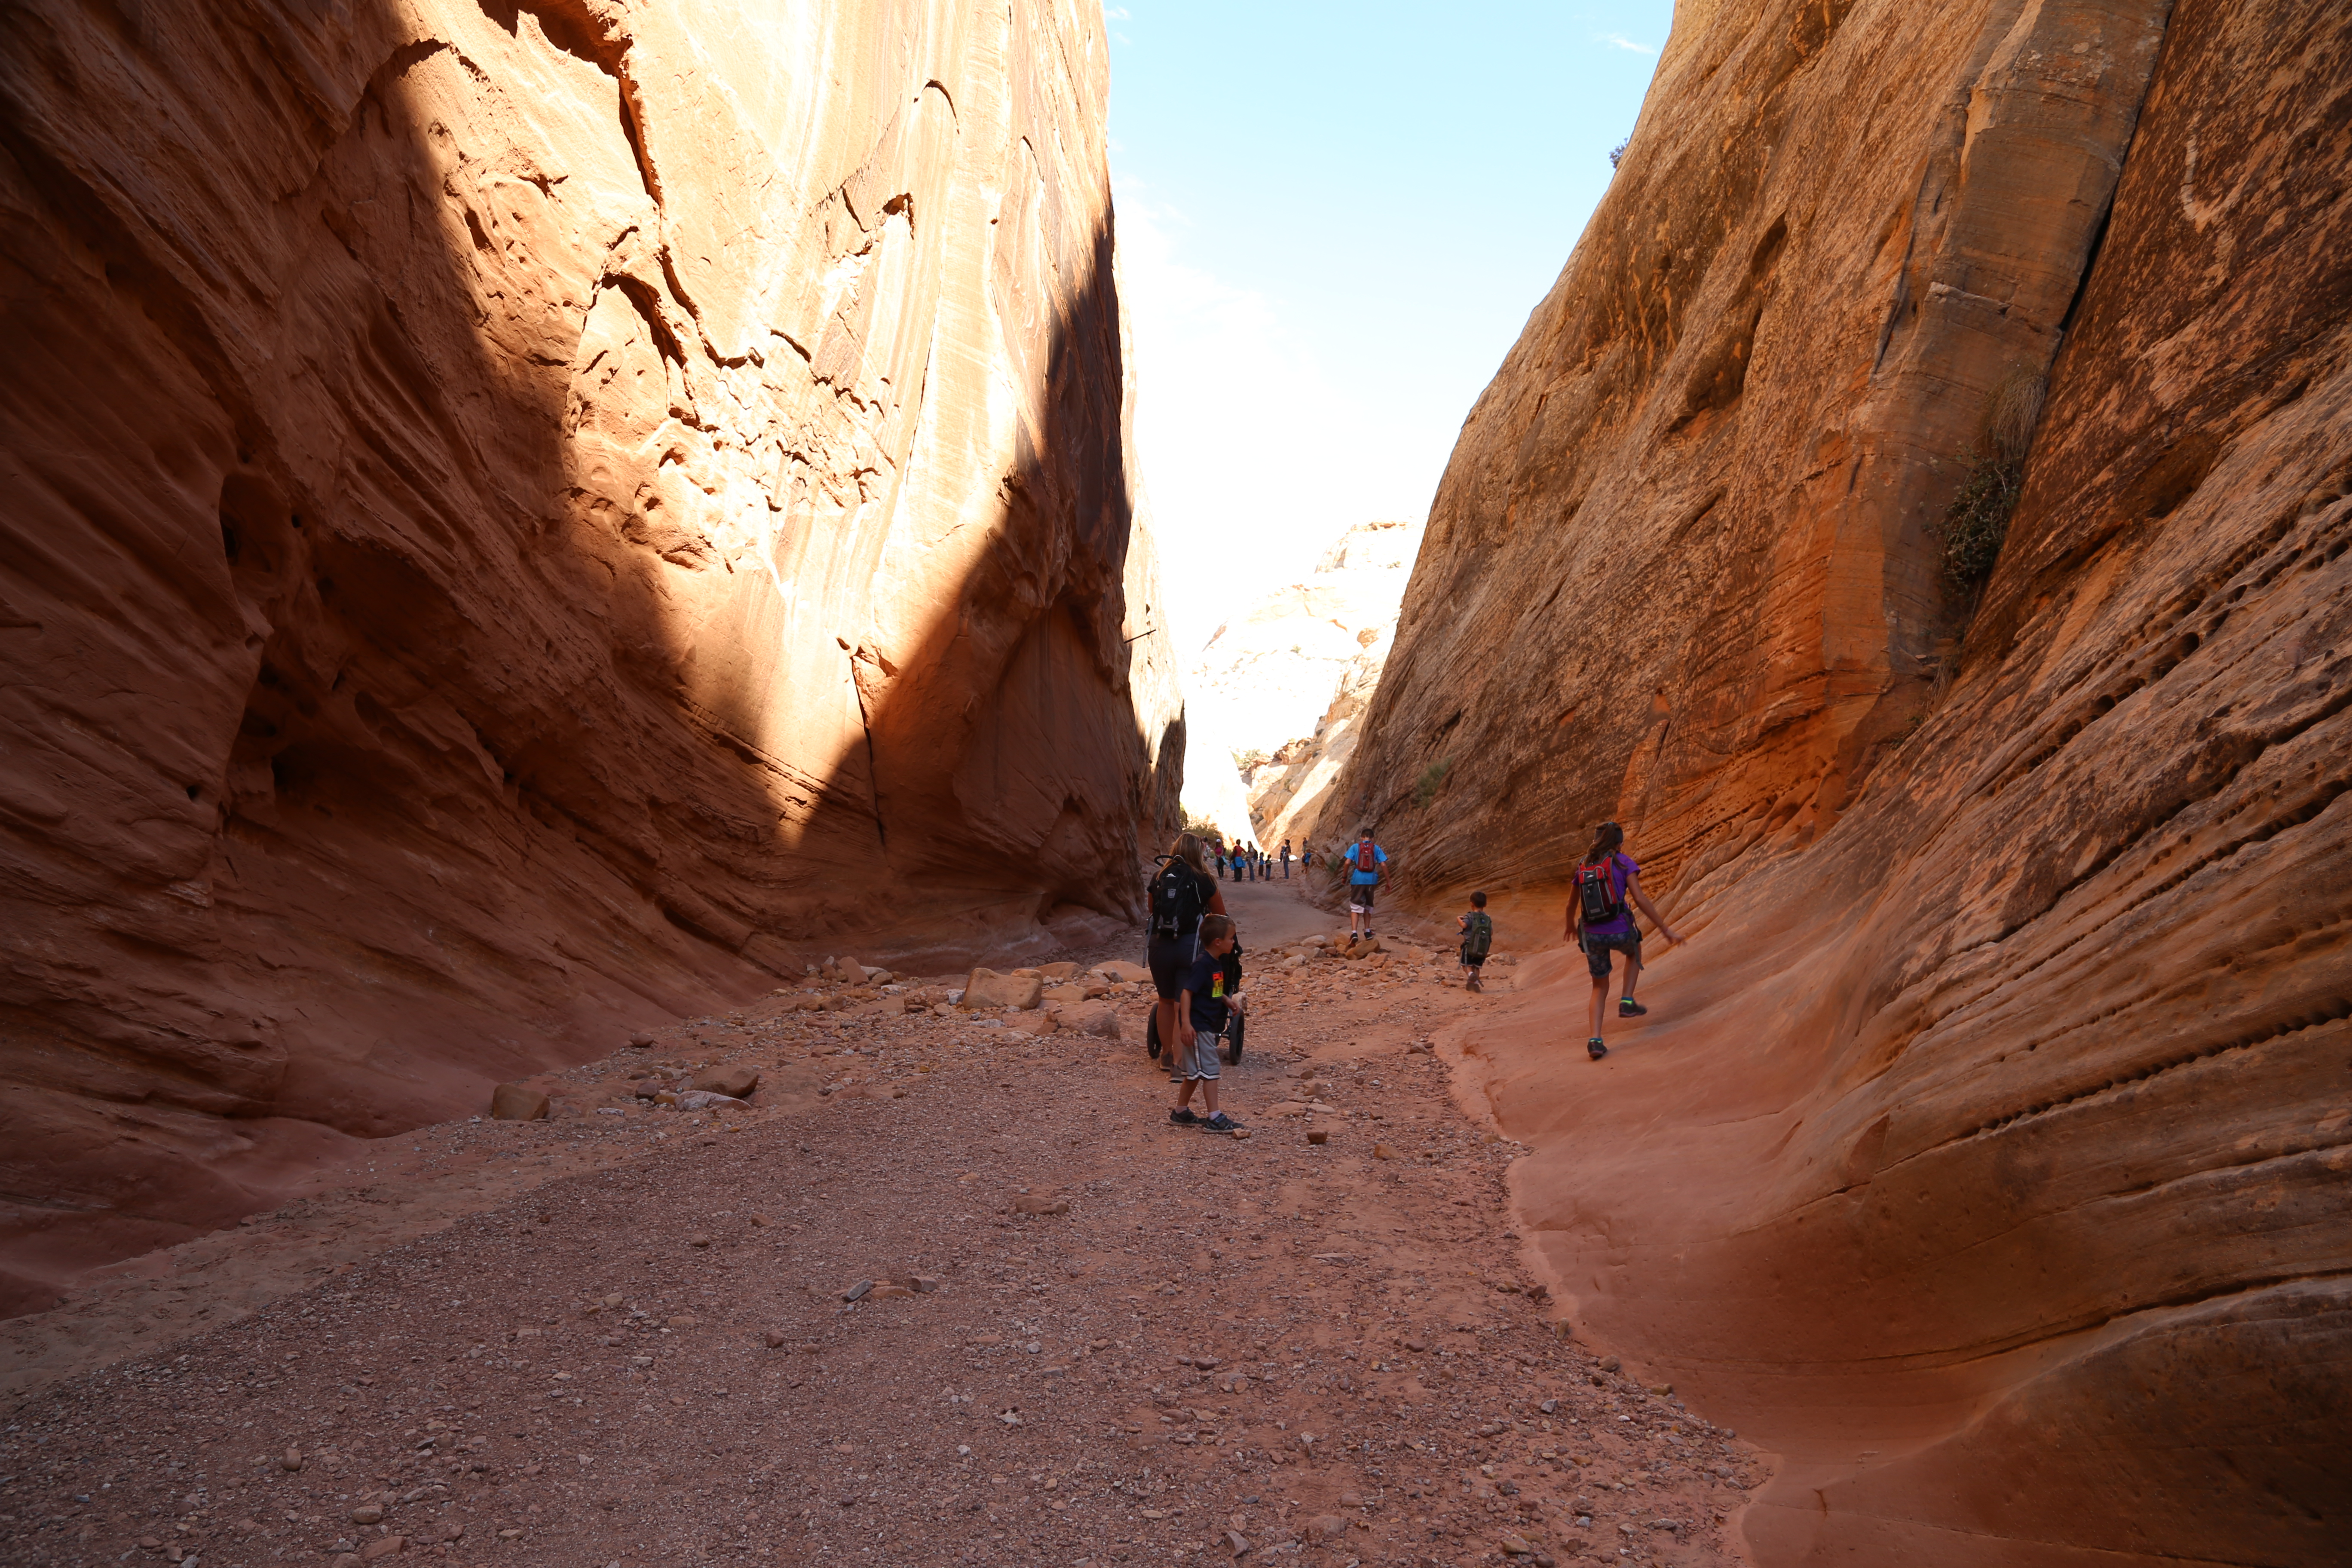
<box><xmin>1338</xmin><ymin>0</ymin><xmax>2350</xmax><ymax>1562</ymax></box>
<box><xmin>0</xmin><ymin>0</ymin><xmax>1179</xmax><ymax>1312</ymax></box>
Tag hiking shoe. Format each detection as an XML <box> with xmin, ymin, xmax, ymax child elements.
<box><xmin>1200</xmin><ymin>1112</ymin><xmax>1244</xmax><ymax>1133</ymax></box>
<box><xmin>1169</xmin><ymin>1107</ymin><xmax>1200</xmax><ymax>1126</ymax></box>
<box><xmin>1586</xmin><ymin>1038</ymin><xmax>1609</xmax><ymax>1061</ymax></box>
<box><xmin>1465</xmin><ymin>976</ymin><xmax>1482</xmax><ymax>993</ymax></box>
<box><xmin>1618</xmin><ymin>998</ymin><xmax>1648</xmax><ymax>1017</ymax></box>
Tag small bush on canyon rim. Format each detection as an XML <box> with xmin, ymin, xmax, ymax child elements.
<box><xmin>1233</xmin><ymin>747</ymin><xmax>1270</xmax><ymax>772</ymax></box>
<box><xmin>1939</xmin><ymin>368</ymin><xmax>2046</xmax><ymax>594</ymax></box>
<box><xmin>1413</xmin><ymin>759</ymin><xmax>1452</xmax><ymax>808</ymax></box>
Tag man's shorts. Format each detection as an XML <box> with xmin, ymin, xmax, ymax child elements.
<box><xmin>1176</xmin><ymin>1028</ymin><xmax>1222</xmax><ymax>1081</ymax></box>
<box><xmin>1348</xmin><ymin>880</ymin><xmax>1378</xmax><ymax>913</ymax></box>
<box><xmin>1584</xmin><ymin>928</ymin><xmax>1642</xmax><ymax>980</ymax></box>
<box><xmin>1146</xmin><ymin>934</ymin><xmax>1199</xmax><ymax>1000</ymax></box>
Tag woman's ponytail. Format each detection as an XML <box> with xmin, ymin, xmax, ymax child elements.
<box><xmin>1583</xmin><ymin>821</ymin><xmax>1624</xmax><ymax>865</ymax></box>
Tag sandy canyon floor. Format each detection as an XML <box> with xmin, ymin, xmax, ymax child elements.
<box><xmin>3</xmin><ymin>876</ymin><xmax>1761</xmax><ymax>1567</ymax></box>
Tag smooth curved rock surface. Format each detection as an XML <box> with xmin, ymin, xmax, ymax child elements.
<box><xmin>0</xmin><ymin>0</ymin><xmax>1179</xmax><ymax>1313</ymax></box>
<box><xmin>1349</xmin><ymin>0</ymin><xmax>2350</xmax><ymax>1562</ymax></box>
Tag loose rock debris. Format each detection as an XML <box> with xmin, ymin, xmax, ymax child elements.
<box><xmin>1</xmin><ymin>891</ymin><xmax>1758</xmax><ymax>1565</ymax></box>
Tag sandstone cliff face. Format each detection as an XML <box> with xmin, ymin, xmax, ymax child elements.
<box><xmin>0</xmin><ymin>0</ymin><xmax>1179</xmax><ymax>1314</ymax></box>
<box><xmin>1344</xmin><ymin>0</ymin><xmax>2350</xmax><ymax>1562</ymax></box>
<box><xmin>1178</xmin><ymin>519</ymin><xmax>1421</xmax><ymax>849</ymax></box>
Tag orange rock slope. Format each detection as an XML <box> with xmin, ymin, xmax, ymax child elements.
<box><xmin>1345</xmin><ymin>0</ymin><xmax>2349</xmax><ymax>1562</ymax></box>
<box><xmin>0</xmin><ymin>0</ymin><xmax>1179</xmax><ymax>1314</ymax></box>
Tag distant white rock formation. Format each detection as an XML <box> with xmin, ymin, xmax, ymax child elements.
<box><xmin>1178</xmin><ymin>519</ymin><xmax>1424</xmax><ymax>853</ymax></box>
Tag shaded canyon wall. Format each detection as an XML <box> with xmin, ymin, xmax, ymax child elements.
<box><xmin>0</xmin><ymin>0</ymin><xmax>1181</xmax><ymax>1314</ymax></box>
<box><xmin>1341</xmin><ymin>0</ymin><xmax>2350</xmax><ymax>1562</ymax></box>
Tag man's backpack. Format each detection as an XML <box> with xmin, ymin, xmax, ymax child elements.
<box><xmin>1355</xmin><ymin>841</ymin><xmax>1378</xmax><ymax>873</ymax></box>
<box><xmin>1149</xmin><ymin>857</ymin><xmax>1205</xmax><ymax>939</ymax></box>
<box><xmin>1575</xmin><ymin>856</ymin><xmax>1625</xmax><ymax>926</ymax></box>
<box><xmin>1461</xmin><ymin>910</ymin><xmax>1493</xmax><ymax>962</ymax></box>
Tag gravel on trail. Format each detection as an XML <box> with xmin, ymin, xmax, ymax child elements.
<box><xmin>3</xmin><ymin>886</ymin><xmax>1759</xmax><ymax>1566</ymax></box>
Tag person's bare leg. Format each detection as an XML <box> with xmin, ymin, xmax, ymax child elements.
<box><xmin>1156</xmin><ymin>997</ymin><xmax>1180</xmax><ymax>1057</ymax></box>
<box><xmin>1588</xmin><ymin>974</ymin><xmax>1609</xmax><ymax>1039</ymax></box>
<box><xmin>1201</xmin><ymin>1076</ymin><xmax>1220</xmax><ymax>1117</ymax></box>
<box><xmin>1174</xmin><ymin>1077</ymin><xmax>1198</xmax><ymax>1110</ymax></box>
<box><xmin>1620</xmin><ymin>954</ymin><xmax>1644</xmax><ymax>1003</ymax></box>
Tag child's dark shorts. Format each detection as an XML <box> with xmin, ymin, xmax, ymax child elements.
<box><xmin>1458</xmin><ymin>946</ymin><xmax>1485</xmax><ymax>971</ymax></box>
<box><xmin>1583</xmin><ymin>929</ymin><xmax>1641</xmax><ymax>979</ymax></box>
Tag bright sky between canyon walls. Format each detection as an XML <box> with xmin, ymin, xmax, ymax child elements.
<box><xmin>1108</xmin><ymin>0</ymin><xmax>1671</xmax><ymax>656</ymax></box>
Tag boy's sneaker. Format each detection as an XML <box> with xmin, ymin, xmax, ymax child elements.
<box><xmin>1169</xmin><ymin>1107</ymin><xmax>1200</xmax><ymax>1126</ymax></box>
<box><xmin>1618</xmin><ymin>998</ymin><xmax>1648</xmax><ymax>1017</ymax></box>
<box><xmin>1586</xmin><ymin>1038</ymin><xmax>1609</xmax><ymax>1061</ymax></box>
<box><xmin>1466</xmin><ymin>976</ymin><xmax>1482</xmax><ymax>992</ymax></box>
<box><xmin>1200</xmin><ymin>1112</ymin><xmax>1244</xmax><ymax>1133</ymax></box>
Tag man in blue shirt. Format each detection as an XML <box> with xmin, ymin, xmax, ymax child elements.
<box><xmin>1344</xmin><ymin>825</ymin><xmax>1387</xmax><ymax>940</ymax></box>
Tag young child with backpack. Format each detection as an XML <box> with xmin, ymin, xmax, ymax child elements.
<box><xmin>1565</xmin><ymin>822</ymin><xmax>1682</xmax><ymax>1060</ymax></box>
<box><xmin>1345</xmin><ymin>827</ymin><xmax>1387</xmax><ymax>939</ymax></box>
<box><xmin>1171</xmin><ymin>914</ymin><xmax>1245</xmax><ymax>1133</ymax></box>
<box><xmin>1458</xmin><ymin>890</ymin><xmax>1493</xmax><ymax>992</ymax></box>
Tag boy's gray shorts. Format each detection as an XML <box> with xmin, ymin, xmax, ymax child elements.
<box><xmin>1176</xmin><ymin>1029</ymin><xmax>1222</xmax><ymax>1081</ymax></box>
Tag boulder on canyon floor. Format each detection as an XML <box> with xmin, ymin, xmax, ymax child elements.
<box><xmin>1344</xmin><ymin>0</ymin><xmax>2352</xmax><ymax>1564</ymax></box>
<box><xmin>0</xmin><ymin>0</ymin><xmax>1178</xmax><ymax>1311</ymax></box>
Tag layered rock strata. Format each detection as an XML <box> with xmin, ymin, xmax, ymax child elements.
<box><xmin>1343</xmin><ymin>0</ymin><xmax>2350</xmax><ymax>1562</ymax></box>
<box><xmin>0</xmin><ymin>0</ymin><xmax>1178</xmax><ymax>1313</ymax></box>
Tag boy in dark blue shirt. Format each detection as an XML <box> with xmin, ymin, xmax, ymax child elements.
<box><xmin>1170</xmin><ymin>914</ymin><xmax>1245</xmax><ymax>1133</ymax></box>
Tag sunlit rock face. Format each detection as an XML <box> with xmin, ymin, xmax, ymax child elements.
<box><xmin>1180</xmin><ymin>519</ymin><xmax>1422</xmax><ymax>853</ymax></box>
<box><xmin>1339</xmin><ymin>0</ymin><xmax>2350</xmax><ymax>1562</ymax></box>
<box><xmin>0</xmin><ymin>0</ymin><xmax>1179</xmax><ymax>1311</ymax></box>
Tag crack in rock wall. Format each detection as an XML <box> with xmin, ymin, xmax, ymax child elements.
<box><xmin>1338</xmin><ymin>0</ymin><xmax>2350</xmax><ymax>1562</ymax></box>
<box><xmin>0</xmin><ymin>0</ymin><xmax>1181</xmax><ymax>1315</ymax></box>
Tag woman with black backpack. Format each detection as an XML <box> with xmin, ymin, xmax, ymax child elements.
<box><xmin>1147</xmin><ymin>833</ymin><xmax>1227</xmax><ymax>1072</ymax></box>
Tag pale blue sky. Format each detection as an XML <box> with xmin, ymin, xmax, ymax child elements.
<box><xmin>1106</xmin><ymin>2</ymin><xmax>1674</xmax><ymax>654</ymax></box>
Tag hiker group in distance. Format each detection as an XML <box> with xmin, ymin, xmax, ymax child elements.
<box><xmin>1141</xmin><ymin>820</ymin><xmax>1684</xmax><ymax>1134</ymax></box>
<box><xmin>1210</xmin><ymin>838</ymin><xmax>1293</xmax><ymax>881</ymax></box>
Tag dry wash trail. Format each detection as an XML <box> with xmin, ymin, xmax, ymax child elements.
<box><xmin>4</xmin><ymin>879</ymin><xmax>1758</xmax><ymax>1567</ymax></box>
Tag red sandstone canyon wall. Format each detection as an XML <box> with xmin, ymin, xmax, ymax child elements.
<box><xmin>0</xmin><ymin>0</ymin><xmax>1181</xmax><ymax>1314</ymax></box>
<box><xmin>1341</xmin><ymin>0</ymin><xmax>2349</xmax><ymax>1562</ymax></box>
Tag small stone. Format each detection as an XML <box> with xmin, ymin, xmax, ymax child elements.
<box><xmin>1011</xmin><ymin>1195</ymin><xmax>1069</xmax><ymax>1216</ymax></box>
<box><xmin>1499</xmin><ymin>1531</ymin><xmax>1537</xmax><ymax>1556</ymax></box>
<box><xmin>750</xmin><ymin>1213</ymin><xmax>771</xmax><ymax>1226</ymax></box>
<box><xmin>1304</xmin><ymin>1513</ymin><xmax>1349</xmax><ymax>1544</ymax></box>
<box><xmin>138</xmin><ymin>1539</ymin><xmax>162</xmax><ymax>1551</ymax></box>
<box><xmin>843</xmin><ymin>1280</ymin><xmax>874</xmax><ymax>1302</ymax></box>
<box><xmin>1226</xmin><ymin>1530</ymin><xmax>1252</xmax><ymax>1554</ymax></box>
<box><xmin>765</xmin><ymin>1330</ymin><xmax>789</xmax><ymax>1349</ymax></box>
<box><xmin>1646</xmin><ymin>1382</ymin><xmax>1674</xmax><ymax>1395</ymax></box>
<box><xmin>911</xmin><ymin>1274</ymin><xmax>941</xmax><ymax>1293</ymax></box>
<box><xmin>1306</xmin><ymin>1130</ymin><xmax>1329</xmax><ymax>1145</ymax></box>
<box><xmin>867</xmin><ymin>1283</ymin><xmax>916</xmax><ymax>1299</ymax></box>
<box><xmin>1372</xmin><ymin>1143</ymin><xmax>1396</xmax><ymax>1159</ymax></box>
<box><xmin>1599</xmin><ymin>1355</ymin><xmax>1622</xmax><ymax>1372</ymax></box>
<box><xmin>489</xmin><ymin>1083</ymin><xmax>549</xmax><ymax>1121</ymax></box>
<box><xmin>627</xmin><ymin>1032</ymin><xmax>655</xmax><ymax>1047</ymax></box>
<box><xmin>350</xmin><ymin>1505</ymin><xmax>385</xmax><ymax>1525</ymax></box>
<box><xmin>691</xmin><ymin>1065</ymin><xmax>760</xmax><ymax>1098</ymax></box>
<box><xmin>280</xmin><ymin>1446</ymin><xmax>303</xmax><ymax>1471</ymax></box>
<box><xmin>688</xmin><ymin>1234</ymin><xmax>713</xmax><ymax>1248</ymax></box>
